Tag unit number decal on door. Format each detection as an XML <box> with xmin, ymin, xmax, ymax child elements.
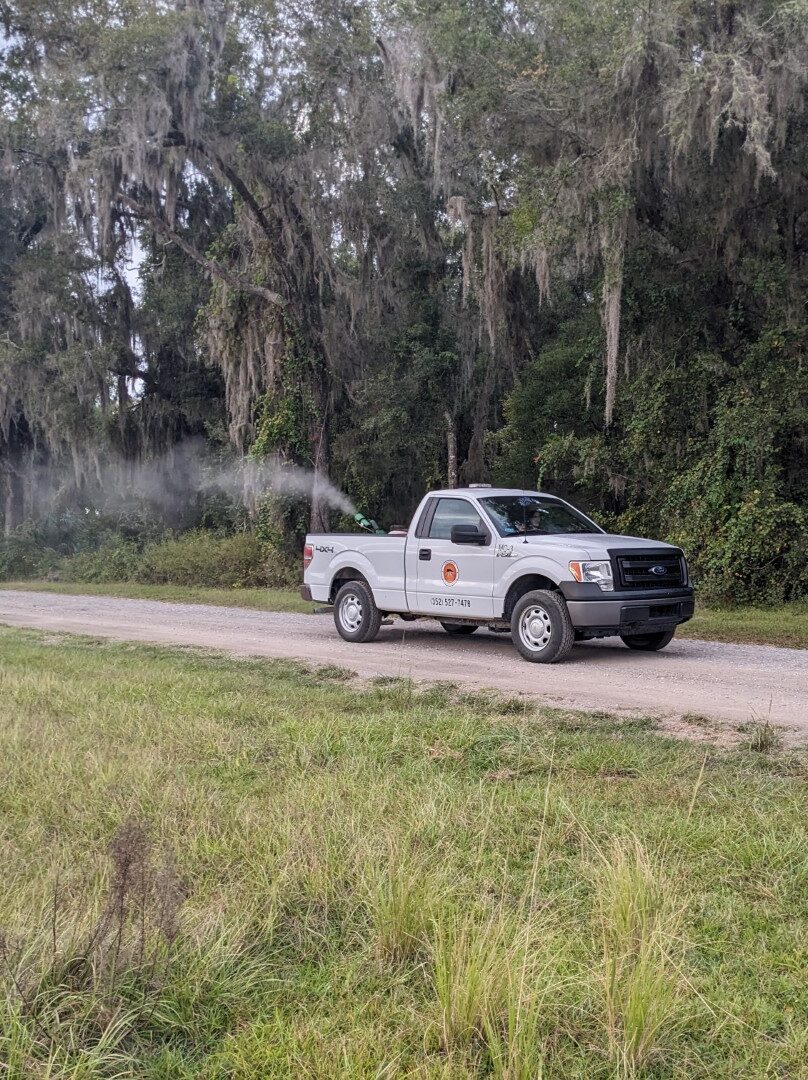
<box><xmin>442</xmin><ymin>561</ymin><xmax>459</xmax><ymax>585</ymax></box>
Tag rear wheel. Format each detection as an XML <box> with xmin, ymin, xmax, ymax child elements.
<box><xmin>510</xmin><ymin>589</ymin><xmax>575</xmax><ymax>664</ymax></box>
<box><xmin>440</xmin><ymin>622</ymin><xmax>478</xmax><ymax>636</ymax></box>
<box><xmin>334</xmin><ymin>580</ymin><xmax>382</xmax><ymax>643</ymax></box>
<box><xmin>620</xmin><ymin>629</ymin><xmax>676</xmax><ymax>652</ymax></box>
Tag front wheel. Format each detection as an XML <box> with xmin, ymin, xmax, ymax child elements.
<box><xmin>510</xmin><ymin>589</ymin><xmax>575</xmax><ymax>664</ymax></box>
<box><xmin>620</xmin><ymin>629</ymin><xmax>676</xmax><ymax>652</ymax></box>
<box><xmin>440</xmin><ymin>622</ymin><xmax>478</xmax><ymax>636</ymax></box>
<box><xmin>334</xmin><ymin>580</ymin><xmax>382</xmax><ymax>643</ymax></box>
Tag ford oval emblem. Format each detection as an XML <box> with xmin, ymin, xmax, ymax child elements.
<box><xmin>650</xmin><ymin>565</ymin><xmax>668</xmax><ymax>575</ymax></box>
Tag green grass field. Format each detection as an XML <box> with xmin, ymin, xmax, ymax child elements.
<box><xmin>1</xmin><ymin>628</ymin><xmax>806</xmax><ymax>1078</ymax></box>
<box><xmin>2</xmin><ymin>580</ymin><xmax>807</xmax><ymax>648</ymax></box>
<box><xmin>678</xmin><ymin>602</ymin><xmax>808</xmax><ymax>648</ymax></box>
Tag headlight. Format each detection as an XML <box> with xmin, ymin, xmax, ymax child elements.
<box><xmin>569</xmin><ymin>560</ymin><xmax>614</xmax><ymax>592</ymax></box>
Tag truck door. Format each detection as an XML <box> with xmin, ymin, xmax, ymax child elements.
<box><xmin>412</xmin><ymin>496</ymin><xmax>495</xmax><ymax>618</ymax></box>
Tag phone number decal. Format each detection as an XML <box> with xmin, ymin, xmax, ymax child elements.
<box><xmin>430</xmin><ymin>597</ymin><xmax>471</xmax><ymax>608</ymax></box>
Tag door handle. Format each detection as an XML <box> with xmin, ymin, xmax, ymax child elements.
<box><xmin>419</xmin><ymin>548</ymin><xmax>432</xmax><ymax>561</ymax></box>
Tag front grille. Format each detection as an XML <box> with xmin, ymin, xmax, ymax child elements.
<box><xmin>613</xmin><ymin>550</ymin><xmax>685</xmax><ymax>590</ymax></box>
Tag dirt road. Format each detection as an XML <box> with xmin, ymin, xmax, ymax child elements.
<box><xmin>1</xmin><ymin>590</ymin><xmax>806</xmax><ymax>743</ymax></box>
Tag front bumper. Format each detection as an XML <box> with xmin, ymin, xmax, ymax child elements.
<box><xmin>559</xmin><ymin>582</ymin><xmax>694</xmax><ymax>635</ymax></box>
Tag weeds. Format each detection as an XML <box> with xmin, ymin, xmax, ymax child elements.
<box><xmin>432</xmin><ymin>908</ymin><xmax>520</xmax><ymax>1050</ymax></box>
<box><xmin>362</xmin><ymin>842</ymin><xmax>440</xmax><ymax>965</ymax></box>
<box><xmin>314</xmin><ymin>664</ymin><xmax>355</xmax><ymax>682</ymax></box>
<box><xmin>596</xmin><ymin>836</ymin><xmax>684</xmax><ymax>1078</ymax></box>
<box><xmin>747</xmin><ymin>718</ymin><xmax>783</xmax><ymax>753</ymax></box>
<box><xmin>0</xmin><ymin>628</ymin><xmax>805</xmax><ymax>1077</ymax></box>
<box><xmin>685</xmin><ymin>751</ymin><xmax>709</xmax><ymax>820</ymax></box>
<box><xmin>483</xmin><ymin>982</ymin><xmax>546</xmax><ymax>1080</ymax></box>
<box><xmin>0</xmin><ymin>821</ymin><xmax>185</xmax><ymax>1067</ymax></box>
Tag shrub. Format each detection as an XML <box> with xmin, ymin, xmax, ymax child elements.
<box><xmin>136</xmin><ymin>531</ymin><xmax>273</xmax><ymax>589</ymax></box>
<box><xmin>668</xmin><ymin>490</ymin><xmax>808</xmax><ymax>605</ymax></box>
<box><xmin>0</xmin><ymin>536</ymin><xmax>58</xmax><ymax>581</ymax></box>
<box><xmin>60</xmin><ymin>538</ymin><xmax>144</xmax><ymax>583</ymax></box>
<box><xmin>5</xmin><ymin>527</ymin><xmax>298</xmax><ymax>590</ymax></box>
<box><xmin>254</xmin><ymin>495</ymin><xmax>309</xmax><ymax>588</ymax></box>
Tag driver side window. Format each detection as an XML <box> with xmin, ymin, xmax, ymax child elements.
<box><xmin>428</xmin><ymin>498</ymin><xmax>483</xmax><ymax>540</ymax></box>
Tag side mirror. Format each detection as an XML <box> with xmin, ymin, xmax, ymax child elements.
<box><xmin>451</xmin><ymin>524</ymin><xmax>487</xmax><ymax>545</ymax></box>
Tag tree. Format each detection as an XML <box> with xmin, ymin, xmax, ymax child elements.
<box><xmin>1</xmin><ymin>0</ymin><xmax>806</xmax><ymax>599</ymax></box>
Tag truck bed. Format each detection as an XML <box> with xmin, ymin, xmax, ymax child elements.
<box><xmin>304</xmin><ymin>532</ymin><xmax>409</xmax><ymax>611</ymax></box>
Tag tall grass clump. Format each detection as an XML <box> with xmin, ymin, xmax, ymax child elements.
<box><xmin>746</xmin><ymin>718</ymin><xmax>783</xmax><ymax>754</ymax></box>
<box><xmin>271</xmin><ymin>809</ymin><xmax>367</xmax><ymax>948</ymax></box>
<box><xmin>433</xmin><ymin>908</ymin><xmax>515</xmax><ymax>1049</ymax></box>
<box><xmin>482</xmin><ymin>956</ymin><xmax>552</xmax><ymax>1080</ymax></box>
<box><xmin>596</xmin><ymin>836</ymin><xmax>685</xmax><ymax>1078</ymax></box>
<box><xmin>431</xmin><ymin>904</ymin><xmax>556</xmax><ymax>1074</ymax></box>
<box><xmin>362</xmin><ymin>842</ymin><xmax>442</xmax><ymax>966</ymax></box>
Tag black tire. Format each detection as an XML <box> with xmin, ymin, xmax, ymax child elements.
<box><xmin>333</xmin><ymin>580</ymin><xmax>383</xmax><ymax>643</ymax></box>
<box><xmin>440</xmin><ymin>622</ymin><xmax>479</xmax><ymax>636</ymax></box>
<box><xmin>510</xmin><ymin>589</ymin><xmax>575</xmax><ymax>664</ymax></box>
<box><xmin>620</xmin><ymin>629</ymin><xmax>676</xmax><ymax>652</ymax></box>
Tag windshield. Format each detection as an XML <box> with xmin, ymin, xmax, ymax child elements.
<box><xmin>480</xmin><ymin>495</ymin><xmax>602</xmax><ymax>536</ymax></box>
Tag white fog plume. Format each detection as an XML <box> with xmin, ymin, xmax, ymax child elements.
<box><xmin>197</xmin><ymin>458</ymin><xmax>357</xmax><ymax>517</ymax></box>
<box><xmin>24</xmin><ymin>441</ymin><xmax>357</xmax><ymax>521</ymax></box>
<box><xmin>256</xmin><ymin>462</ymin><xmax>357</xmax><ymax>516</ymax></box>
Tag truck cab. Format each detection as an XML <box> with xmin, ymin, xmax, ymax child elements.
<box><xmin>302</xmin><ymin>486</ymin><xmax>694</xmax><ymax>663</ymax></box>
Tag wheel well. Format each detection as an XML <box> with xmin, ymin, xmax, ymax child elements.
<box><xmin>502</xmin><ymin>574</ymin><xmax>559</xmax><ymax>621</ymax></box>
<box><xmin>329</xmin><ymin>568</ymin><xmax>368</xmax><ymax>602</ymax></box>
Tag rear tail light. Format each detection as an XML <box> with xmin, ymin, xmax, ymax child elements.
<box><xmin>303</xmin><ymin>543</ymin><xmax>313</xmax><ymax>569</ymax></box>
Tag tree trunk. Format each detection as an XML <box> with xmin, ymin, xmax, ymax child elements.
<box><xmin>445</xmin><ymin>410</ymin><xmax>458</xmax><ymax>488</ymax></box>
<box><xmin>462</xmin><ymin>357</ymin><xmax>497</xmax><ymax>483</ymax></box>
<box><xmin>309</xmin><ymin>365</ymin><xmax>331</xmax><ymax>533</ymax></box>
<box><xmin>310</xmin><ymin>424</ymin><xmax>331</xmax><ymax>532</ymax></box>
<box><xmin>3</xmin><ymin>469</ymin><xmax>17</xmax><ymax>536</ymax></box>
<box><xmin>601</xmin><ymin>208</ymin><xmax>628</xmax><ymax>427</ymax></box>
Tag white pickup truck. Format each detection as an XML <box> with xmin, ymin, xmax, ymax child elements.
<box><xmin>301</xmin><ymin>487</ymin><xmax>694</xmax><ymax>663</ymax></box>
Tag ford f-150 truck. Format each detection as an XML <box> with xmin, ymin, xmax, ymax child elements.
<box><xmin>301</xmin><ymin>487</ymin><xmax>694</xmax><ymax>663</ymax></box>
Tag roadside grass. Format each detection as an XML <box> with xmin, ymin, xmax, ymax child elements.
<box><xmin>0</xmin><ymin>579</ymin><xmax>310</xmax><ymax>614</ymax></box>
<box><xmin>678</xmin><ymin>602</ymin><xmax>808</xmax><ymax>649</ymax></box>
<box><xmin>2</xmin><ymin>581</ymin><xmax>807</xmax><ymax>648</ymax></box>
<box><xmin>1</xmin><ymin>628</ymin><xmax>807</xmax><ymax>1077</ymax></box>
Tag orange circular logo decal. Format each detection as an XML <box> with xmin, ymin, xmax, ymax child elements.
<box><xmin>442</xmin><ymin>561</ymin><xmax>459</xmax><ymax>585</ymax></box>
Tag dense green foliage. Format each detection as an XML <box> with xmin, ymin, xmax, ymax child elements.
<box><xmin>0</xmin><ymin>529</ymin><xmax>293</xmax><ymax>588</ymax></box>
<box><xmin>1</xmin><ymin>0</ymin><xmax>806</xmax><ymax>601</ymax></box>
<box><xmin>62</xmin><ymin>531</ymin><xmax>285</xmax><ymax>588</ymax></box>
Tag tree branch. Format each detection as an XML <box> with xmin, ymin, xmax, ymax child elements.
<box><xmin>164</xmin><ymin>131</ymin><xmax>305</xmax><ymax>299</ymax></box>
<box><xmin>118</xmin><ymin>193</ymin><xmax>285</xmax><ymax>307</ymax></box>
<box><xmin>179</xmin><ymin>135</ymin><xmax>277</xmax><ymax>245</ymax></box>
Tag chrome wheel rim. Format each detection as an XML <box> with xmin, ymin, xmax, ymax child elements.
<box><xmin>339</xmin><ymin>592</ymin><xmax>363</xmax><ymax>633</ymax></box>
<box><xmin>519</xmin><ymin>604</ymin><xmax>552</xmax><ymax>652</ymax></box>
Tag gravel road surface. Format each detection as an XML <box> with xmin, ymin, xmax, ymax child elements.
<box><xmin>1</xmin><ymin>590</ymin><xmax>806</xmax><ymax>743</ymax></box>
